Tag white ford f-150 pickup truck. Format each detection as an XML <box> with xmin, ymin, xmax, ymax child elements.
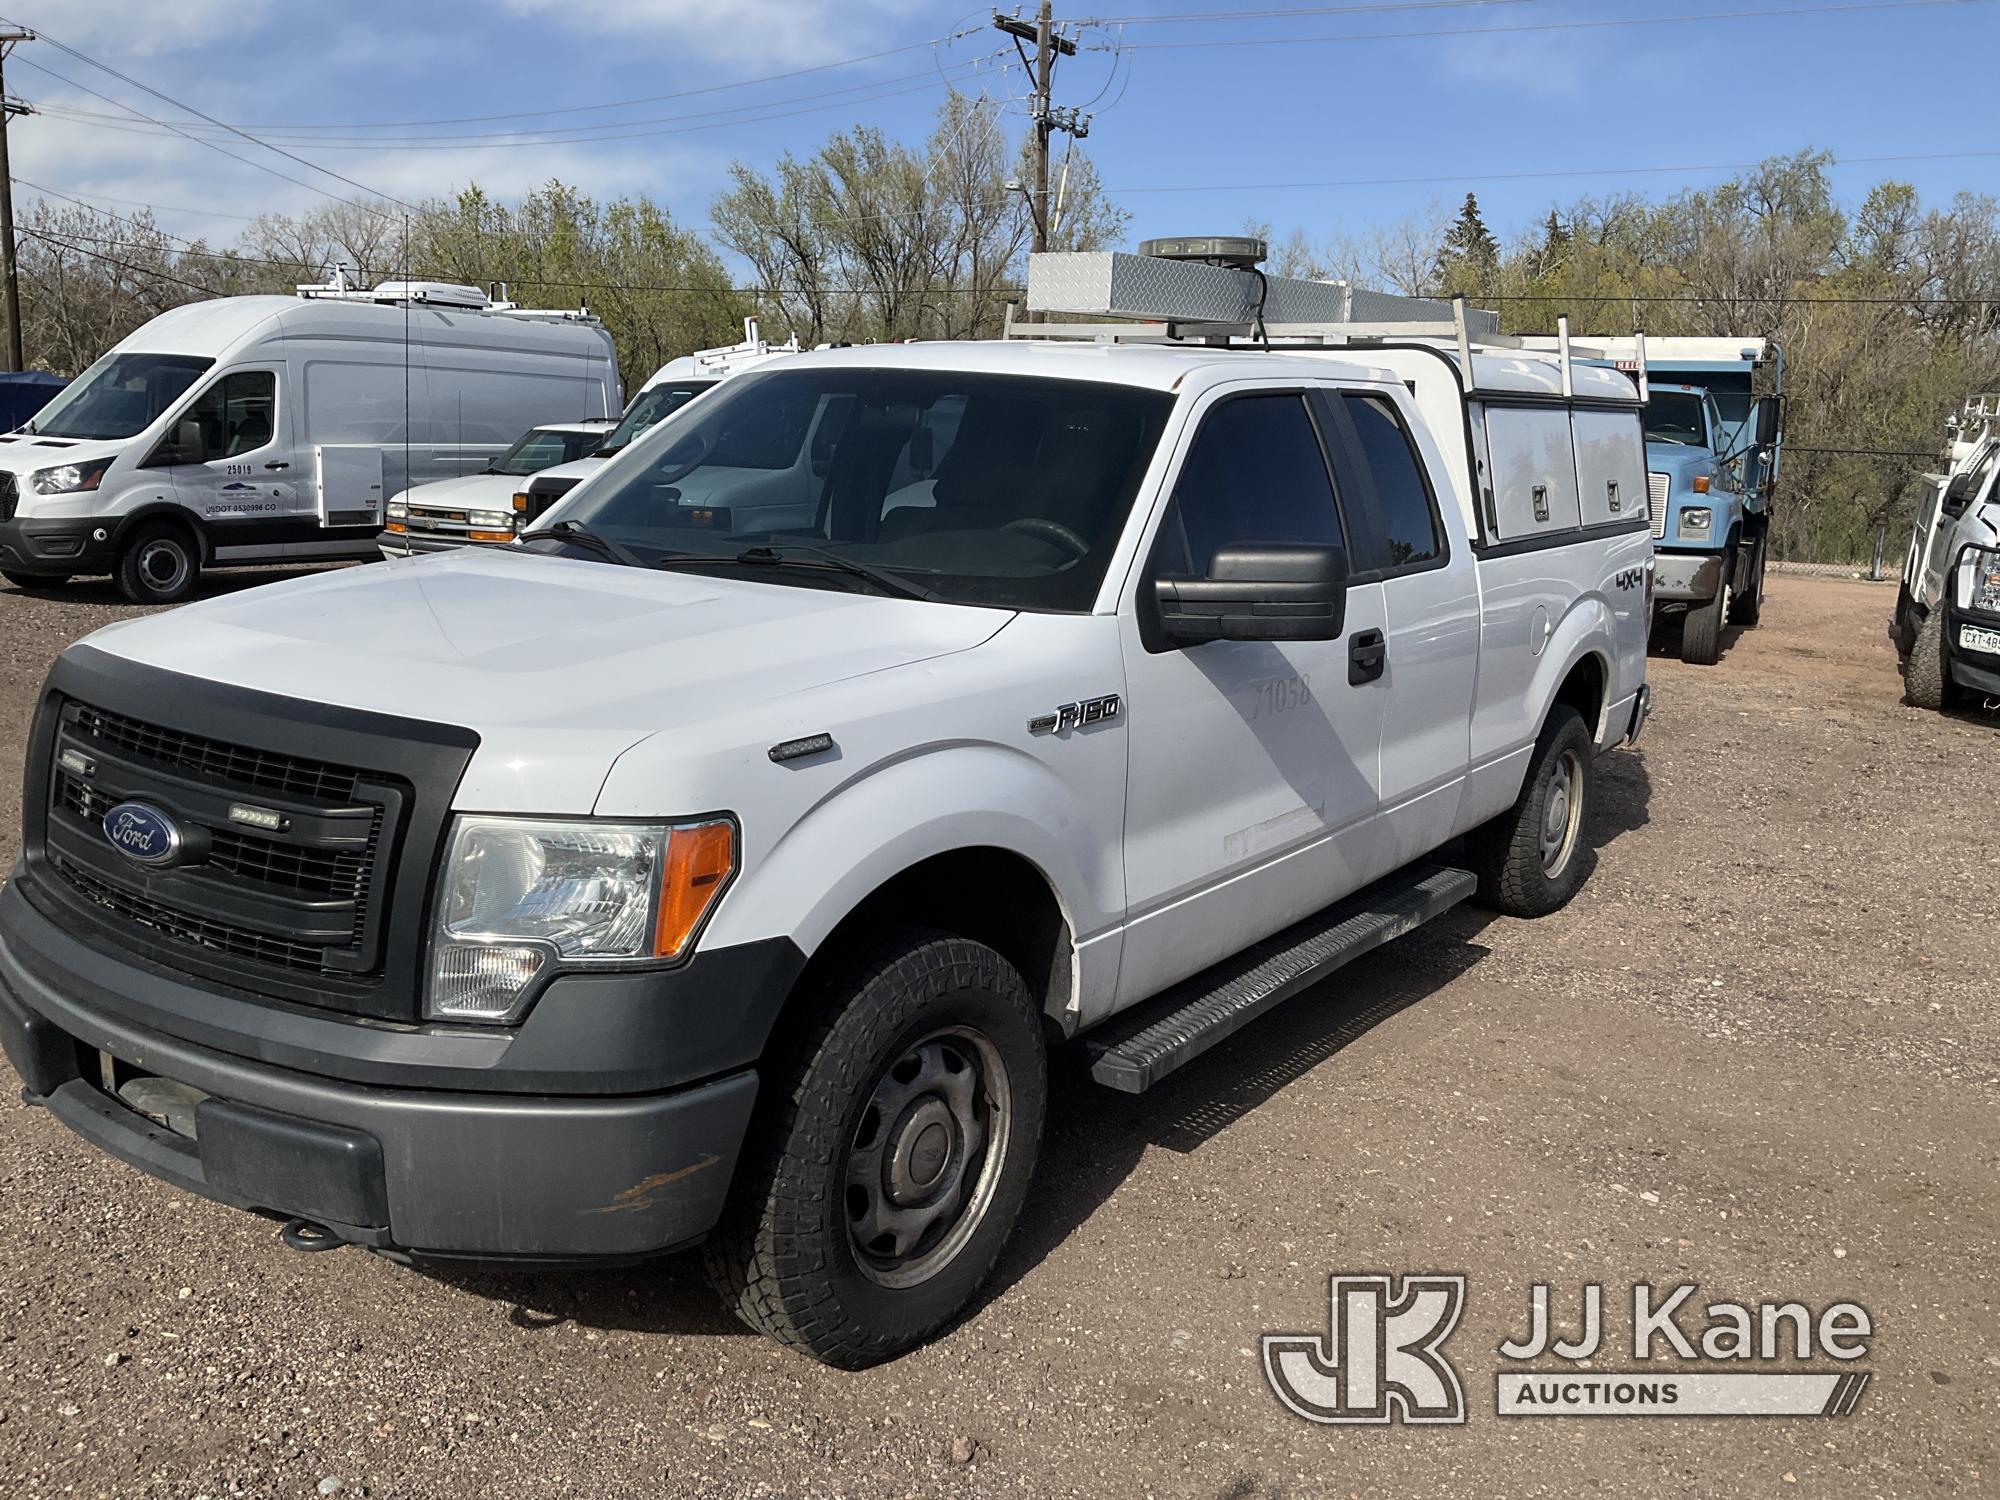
<box><xmin>0</xmin><ymin>332</ymin><xmax>1651</xmax><ymax>1367</ymax></box>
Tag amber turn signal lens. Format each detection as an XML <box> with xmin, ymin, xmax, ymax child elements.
<box><xmin>654</xmin><ymin>820</ymin><xmax>735</xmax><ymax>959</ymax></box>
<box><xmin>1692</xmin><ymin>475</ymin><xmax>1711</xmax><ymax>494</ymax></box>
<box><xmin>468</xmin><ymin>530</ymin><xmax>514</xmax><ymax>543</ymax></box>
<box><xmin>386</xmin><ymin>521</ymin><xmax>407</xmax><ymax>534</ymax></box>
<box><xmin>512</xmin><ymin>492</ymin><xmax>530</xmax><ymax>512</ymax></box>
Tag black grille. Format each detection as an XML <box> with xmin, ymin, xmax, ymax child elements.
<box><xmin>210</xmin><ymin>818</ymin><xmax>378</xmax><ymax>903</ymax></box>
<box><xmin>0</xmin><ymin>471</ymin><xmax>16</xmax><ymax>522</ymax></box>
<box><xmin>71</xmin><ymin>703</ymin><xmax>363</xmax><ymax>801</ymax></box>
<box><xmin>54</xmin><ymin>856</ymin><xmax>330</xmax><ymax>974</ymax></box>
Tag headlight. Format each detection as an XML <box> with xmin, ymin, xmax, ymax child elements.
<box><xmin>426</xmin><ymin>816</ymin><xmax>736</xmax><ymax>1022</ymax></box>
<box><xmin>1680</xmin><ymin>507</ymin><xmax>1712</xmax><ymax>539</ymax></box>
<box><xmin>470</xmin><ymin>509</ymin><xmax>511</xmax><ymax>529</ymax></box>
<box><xmin>386</xmin><ymin>497</ymin><xmax>408</xmax><ymax>519</ymax></box>
<box><xmin>1958</xmin><ymin>546</ymin><xmax>2000</xmax><ymax>613</ymax></box>
<box><xmin>30</xmin><ymin>460</ymin><xmax>111</xmax><ymax>495</ymax></box>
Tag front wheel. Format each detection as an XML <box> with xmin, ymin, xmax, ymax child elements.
<box><xmin>1901</xmin><ymin>606</ymin><xmax>1963</xmax><ymax>711</ymax></box>
<box><xmin>1728</xmin><ymin>532</ymin><xmax>1766</xmax><ymax>627</ymax></box>
<box><xmin>1468</xmin><ymin>705</ymin><xmax>1596</xmax><ymax>918</ymax></box>
<box><xmin>1680</xmin><ymin>556</ymin><xmax>1730</xmax><ymax>665</ymax></box>
<box><xmin>115</xmin><ymin>523</ymin><xmax>201</xmax><ymax>605</ymax></box>
<box><xmin>705</xmin><ymin>931</ymin><xmax>1047</xmax><ymax>1367</ymax></box>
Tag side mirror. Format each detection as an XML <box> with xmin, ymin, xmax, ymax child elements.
<box><xmin>1754</xmin><ymin>396</ymin><xmax>1783</xmax><ymax>450</ymax></box>
<box><xmin>171</xmin><ymin>420</ymin><xmax>209</xmax><ymax>465</ymax></box>
<box><xmin>1155</xmin><ymin>542</ymin><xmax>1349</xmax><ymax>646</ymax></box>
<box><xmin>1943</xmin><ymin>472</ymin><xmax>1975</xmax><ymax>515</ymax></box>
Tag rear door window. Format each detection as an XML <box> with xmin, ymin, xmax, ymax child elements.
<box><xmin>1327</xmin><ymin>392</ymin><xmax>1444</xmax><ymax>572</ymax></box>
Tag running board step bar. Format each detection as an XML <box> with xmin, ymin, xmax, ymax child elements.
<box><xmin>1080</xmin><ymin>864</ymin><xmax>1477</xmax><ymax>1094</ymax></box>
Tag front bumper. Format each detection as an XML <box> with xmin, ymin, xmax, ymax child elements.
<box><xmin>1651</xmin><ymin>549</ymin><xmax>1726</xmax><ymax>604</ymax></box>
<box><xmin>0</xmin><ymin>516</ymin><xmax>117</xmax><ymax>577</ymax></box>
<box><xmin>376</xmin><ymin>529</ymin><xmax>502</xmax><ymax>560</ymax></box>
<box><xmin>0</xmin><ymin>877</ymin><xmax>777</xmax><ymax>1260</ymax></box>
<box><xmin>1947</xmin><ymin>607</ymin><xmax>2000</xmax><ymax>696</ymax></box>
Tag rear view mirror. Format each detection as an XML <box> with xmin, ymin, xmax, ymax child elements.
<box><xmin>169</xmin><ymin>420</ymin><xmax>209</xmax><ymax>465</ymax></box>
<box><xmin>1754</xmin><ymin>396</ymin><xmax>1783</xmax><ymax>450</ymax></box>
<box><xmin>1944</xmin><ymin>471</ymin><xmax>1975</xmax><ymax>515</ymax></box>
<box><xmin>1156</xmin><ymin>542</ymin><xmax>1349</xmax><ymax>645</ymax></box>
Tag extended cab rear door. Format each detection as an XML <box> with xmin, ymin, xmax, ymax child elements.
<box><xmin>1114</xmin><ymin>383</ymin><xmax>1390</xmax><ymax>1008</ymax></box>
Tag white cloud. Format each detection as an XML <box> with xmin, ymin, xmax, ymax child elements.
<box><xmin>500</xmin><ymin>0</ymin><xmax>936</xmax><ymax>67</ymax></box>
<box><xmin>5</xmin><ymin>0</ymin><xmax>276</xmax><ymax>58</ymax></box>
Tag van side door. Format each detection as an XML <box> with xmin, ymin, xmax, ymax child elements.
<box><xmin>1114</xmin><ymin>384</ymin><xmax>1390</xmax><ymax>1008</ymax></box>
<box><xmin>160</xmin><ymin>366</ymin><xmax>300</xmax><ymax>551</ymax></box>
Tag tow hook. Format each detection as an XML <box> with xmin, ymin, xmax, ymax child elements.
<box><xmin>279</xmin><ymin>1217</ymin><xmax>348</xmax><ymax>1253</ymax></box>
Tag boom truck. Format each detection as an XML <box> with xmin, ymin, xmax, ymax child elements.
<box><xmin>0</xmin><ymin>237</ymin><xmax>1652</xmax><ymax>1367</ymax></box>
<box><xmin>1893</xmin><ymin>392</ymin><xmax>2000</xmax><ymax>711</ymax></box>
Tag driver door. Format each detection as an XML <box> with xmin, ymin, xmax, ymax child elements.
<box><xmin>163</xmin><ymin>367</ymin><xmax>299</xmax><ymax>543</ymax></box>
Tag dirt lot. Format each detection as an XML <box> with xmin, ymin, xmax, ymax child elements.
<box><xmin>0</xmin><ymin>571</ymin><xmax>1995</xmax><ymax>1499</ymax></box>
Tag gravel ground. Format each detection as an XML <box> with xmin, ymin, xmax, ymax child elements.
<box><xmin>0</xmin><ymin>570</ymin><xmax>1995</xmax><ymax>1499</ymax></box>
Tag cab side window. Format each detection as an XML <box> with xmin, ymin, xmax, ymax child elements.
<box><xmin>1154</xmin><ymin>393</ymin><xmax>1342</xmax><ymax>577</ymax></box>
<box><xmin>182</xmin><ymin>371</ymin><xmax>276</xmax><ymax>458</ymax></box>
<box><xmin>1337</xmin><ymin>393</ymin><xmax>1443</xmax><ymax>571</ymax></box>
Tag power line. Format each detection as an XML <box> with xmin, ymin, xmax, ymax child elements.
<box><xmin>16</xmin><ymin>224</ymin><xmax>227</xmax><ymax>297</ymax></box>
<box><xmin>15</xmin><ymin>176</ymin><xmax>259</xmax><ymax>223</ymax></box>
<box><xmin>1106</xmin><ymin>0</ymin><xmax>1993</xmax><ymax>48</ymax></box>
<box><xmin>1077</xmin><ymin>0</ymin><xmax>1528</xmax><ymax>21</ymax></box>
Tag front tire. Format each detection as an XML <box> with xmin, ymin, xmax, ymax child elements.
<box><xmin>115</xmin><ymin>523</ymin><xmax>201</xmax><ymax>605</ymax></box>
<box><xmin>705</xmin><ymin>930</ymin><xmax>1047</xmax><ymax>1367</ymax></box>
<box><xmin>1680</xmin><ymin>556</ymin><xmax>1729</xmax><ymax>665</ymax></box>
<box><xmin>1468</xmin><ymin>705</ymin><xmax>1595</xmax><ymax>918</ymax></box>
<box><xmin>1902</xmin><ymin>606</ymin><xmax>1962</xmax><ymax>711</ymax></box>
<box><xmin>1728</xmin><ymin>532</ymin><xmax>1766</xmax><ymax>627</ymax></box>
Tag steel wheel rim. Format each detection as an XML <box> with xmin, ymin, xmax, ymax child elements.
<box><xmin>138</xmin><ymin>539</ymin><xmax>189</xmax><ymax>594</ymax></box>
<box><xmin>845</xmin><ymin>1024</ymin><xmax>1011</xmax><ymax>1290</ymax></box>
<box><xmin>1540</xmin><ymin>748</ymin><xmax>1584</xmax><ymax>878</ymax></box>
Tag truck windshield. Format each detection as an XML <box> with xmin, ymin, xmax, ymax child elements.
<box><xmin>541</xmin><ymin>366</ymin><xmax>1173</xmax><ymax>611</ymax></box>
<box><xmin>1644</xmin><ymin>392</ymin><xmax>1708</xmax><ymax>447</ymax></box>
<box><xmin>595</xmin><ymin>380</ymin><xmax>718</xmax><ymax>457</ymax></box>
<box><xmin>489</xmin><ymin>427</ymin><xmax>605</xmax><ymax>476</ymax></box>
<box><xmin>29</xmin><ymin>352</ymin><xmax>215</xmax><ymax>440</ymax></box>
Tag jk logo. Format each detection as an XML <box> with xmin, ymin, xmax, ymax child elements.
<box><xmin>1262</xmin><ymin>1274</ymin><xmax>1468</xmax><ymax>1425</ymax></box>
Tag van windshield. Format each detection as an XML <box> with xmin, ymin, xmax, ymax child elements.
<box><xmin>30</xmin><ymin>352</ymin><xmax>215</xmax><ymax>440</ymax></box>
<box><xmin>536</xmin><ymin>366</ymin><xmax>1173</xmax><ymax>612</ymax></box>
<box><xmin>595</xmin><ymin>380</ymin><xmax>718</xmax><ymax>457</ymax></box>
<box><xmin>1644</xmin><ymin>392</ymin><xmax>1708</xmax><ymax>448</ymax></box>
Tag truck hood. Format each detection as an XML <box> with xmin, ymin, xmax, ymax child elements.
<box><xmin>0</xmin><ymin>433</ymin><xmax>125</xmax><ymax>479</ymax></box>
<box><xmin>397</xmin><ymin>471</ymin><xmax>520</xmax><ymax>508</ymax></box>
<box><xmin>1643</xmin><ymin>441</ymin><xmax>1710</xmax><ymax>471</ymax></box>
<box><xmin>78</xmin><ymin>548</ymin><xmax>1012</xmax><ymax>813</ymax></box>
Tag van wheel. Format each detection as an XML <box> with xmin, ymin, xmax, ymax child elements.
<box><xmin>704</xmin><ymin>930</ymin><xmax>1047</xmax><ymax>1368</ymax></box>
<box><xmin>116</xmin><ymin>524</ymin><xmax>201</xmax><ymax>605</ymax></box>
<box><xmin>2</xmin><ymin>570</ymin><xmax>70</xmax><ymax>590</ymax></box>
<box><xmin>1468</xmin><ymin>705</ymin><xmax>1595</xmax><ymax>918</ymax></box>
<box><xmin>1727</xmin><ymin>533</ymin><xmax>1766</xmax><ymax>627</ymax></box>
<box><xmin>1680</xmin><ymin>561</ymin><xmax>1729</xmax><ymax>666</ymax></box>
<box><xmin>1901</xmin><ymin>607</ymin><xmax>1962</xmax><ymax>711</ymax></box>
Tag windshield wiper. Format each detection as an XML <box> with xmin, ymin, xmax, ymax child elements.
<box><xmin>525</xmin><ymin>519</ymin><xmax>648</xmax><ymax>568</ymax></box>
<box><xmin>651</xmin><ymin>543</ymin><xmax>940</xmax><ymax>602</ymax></box>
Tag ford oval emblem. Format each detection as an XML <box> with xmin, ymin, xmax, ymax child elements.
<box><xmin>102</xmin><ymin>802</ymin><xmax>184</xmax><ymax>866</ymax></box>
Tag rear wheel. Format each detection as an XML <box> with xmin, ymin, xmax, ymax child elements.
<box><xmin>1680</xmin><ymin>556</ymin><xmax>1729</xmax><ymax>666</ymax></box>
<box><xmin>705</xmin><ymin>930</ymin><xmax>1047</xmax><ymax>1367</ymax></box>
<box><xmin>2</xmin><ymin>569</ymin><xmax>70</xmax><ymax>590</ymax></box>
<box><xmin>1469</xmin><ymin>705</ymin><xmax>1595</xmax><ymax>918</ymax></box>
<box><xmin>115</xmin><ymin>523</ymin><xmax>201</xmax><ymax>605</ymax></box>
<box><xmin>1902</xmin><ymin>606</ymin><xmax>1963</xmax><ymax>711</ymax></box>
<box><xmin>1727</xmin><ymin>532</ymin><xmax>1766</xmax><ymax>627</ymax></box>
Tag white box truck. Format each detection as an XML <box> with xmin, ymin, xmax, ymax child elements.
<box><xmin>0</xmin><ymin>278</ymin><xmax>620</xmax><ymax>603</ymax></box>
<box><xmin>0</xmin><ymin>246</ymin><xmax>1650</xmax><ymax>1368</ymax></box>
<box><xmin>1893</xmin><ymin>392</ymin><xmax>2000</xmax><ymax>710</ymax></box>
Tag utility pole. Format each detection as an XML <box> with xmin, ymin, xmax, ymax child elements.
<box><xmin>993</xmin><ymin>3</ymin><xmax>1082</xmax><ymax>255</ymax></box>
<box><xmin>0</xmin><ymin>30</ymin><xmax>32</xmax><ymax>372</ymax></box>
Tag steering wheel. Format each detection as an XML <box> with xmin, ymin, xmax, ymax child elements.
<box><xmin>1000</xmin><ymin>516</ymin><xmax>1090</xmax><ymax>559</ymax></box>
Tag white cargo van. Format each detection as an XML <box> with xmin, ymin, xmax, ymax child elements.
<box><xmin>0</xmin><ymin>247</ymin><xmax>1650</xmax><ymax>1368</ymax></box>
<box><xmin>0</xmin><ymin>279</ymin><xmax>620</xmax><ymax>603</ymax></box>
<box><xmin>378</xmin><ymin>418</ymin><xmax>616</xmax><ymax>558</ymax></box>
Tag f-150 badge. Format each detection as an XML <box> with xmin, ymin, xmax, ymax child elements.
<box><xmin>1028</xmin><ymin>695</ymin><xmax>1121</xmax><ymax>735</ymax></box>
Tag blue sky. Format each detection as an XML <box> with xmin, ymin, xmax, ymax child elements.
<box><xmin>8</xmin><ymin>0</ymin><xmax>1995</xmax><ymax>276</ymax></box>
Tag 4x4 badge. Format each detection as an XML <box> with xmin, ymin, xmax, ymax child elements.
<box><xmin>1028</xmin><ymin>695</ymin><xmax>1121</xmax><ymax>735</ymax></box>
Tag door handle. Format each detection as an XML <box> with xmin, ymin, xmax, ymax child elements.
<box><xmin>264</xmin><ymin>461</ymin><xmax>291</xmax><ymax>471</ymax></box>
<box><xmin>1532</xmin><ymin>483</ymin><xmax>1551</xmax><ymax>522</ymax></box>
<box><xmin>1348</xmin><ymin>628</ymin><xmax>1386</xmax><ymax>686</ymax></box>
